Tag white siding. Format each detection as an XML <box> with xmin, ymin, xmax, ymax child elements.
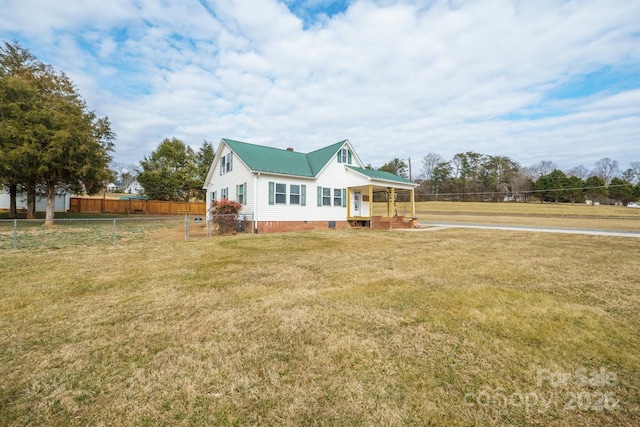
<box><xmin>205</xmin><ymin>145</ymin><xmax>254</xmax><ymax>215</ymax></box>
<box><xmin>255</xmin><ymin>155</ymin><xmax>357</xmax><ymax>222</ymax></box>
<box><xmin>0</xmin><ymin>191</ymin><xmax>71</xmax><ymax>212</ymax></box>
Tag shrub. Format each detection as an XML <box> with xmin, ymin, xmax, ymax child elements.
<box><xmin>208</xmin><ymin>199</ymin><xmax>243</xmax><ymax>234</ymax></box>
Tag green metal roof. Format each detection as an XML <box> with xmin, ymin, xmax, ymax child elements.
<box><xmin>346</xmin><ymin>166</ymin><xmax>415</xmax><ymax>184</ymax></box>
<box><xmin>222</xmin><ymin>138</ymin><xmax>346</xmax><ymax>178</ymax></box>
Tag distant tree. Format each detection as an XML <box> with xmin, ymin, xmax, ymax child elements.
<box><xmin>608</xmin><ymin>177</ymin><xmax>634</xmax><ymax>205</ymax></box>
<box><xmin>193</xmin><ymin>140</ymin><xmax>215</xmax><ymax>200</ymax></box>
<box><xmin>110</xmin><ymin>162</ymin><xmax>138</xmax><ymax>189</ymax></box>
<box><xmin>137</xmin><ymin>137</ymin><xmax>198</xmax><ymax>201</ymax></box>
<box><xmin>584</xmin><ymin>176</ymin><xmax>607</xmax><ymax>205</ymax></box>
<box><xmin>530</xmin><ymin>160</ymin><xmax>558</xmax><ymax>180</ymax></box>
<box><xmin>480</xmin><ymin>155</ymin><xmax>519</xmax><ymax>202</ymax></box>
<box><xmin>420</xmin><ymin>152</ymin><xmax>443</xmax><ymax>182</ymax></box>
<box><xmin>564</xmin><ymin>176</ymin><xmax>585</xmax><ymax>205</ymax></box>
<box><xmin>622</xmin><ymin>161</ymin><xmax>639</xmax><ymax>184</ymax></box>
<box><xmin>567</xmin><ymin>165</ymin><xmax>590</xmax><ymax>181</ymax></box>
<box><xmin>379</xmin><ymin>158</ymin><xmax>408</xmax><ymax>178</ymax></box>
<box><xmin>592</xmin><ymin>157</ymin><xmax>619</xmax><ymax>186</ymax></box>
<box><xmin>195</xmin><ymin>140</ymin><xmax>215</xmax><ymax>182</ymax></box>
<box><xmin>534</xmin><ymin>169</ymin><xmax>567</xmax><ymax>203</ymax></box>
<box><xmin>510</xmin><ymin>167</ymin><xmax>534</xmax><ymax>202</ymax></box>
<box><xmin>432</xmin><ymin>161</ymin><xmax>453</xmax><ymax>195</ymax></box>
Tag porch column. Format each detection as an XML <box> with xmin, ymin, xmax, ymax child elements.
<box><xmin>410</xmin><ymin>188</ymin><xmax>416</xmax><ymax>218</ymax></box>
<box><xmin>346</xmin><ymin>187</ymin><xmax>351</xmax><ymax>219</ymax></box>
<box><xmin>368</xmin><ymin>185</ymin><xmax>373</xmax><ymax>217</ymax></box>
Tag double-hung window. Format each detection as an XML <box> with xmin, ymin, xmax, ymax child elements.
<box><xmin>337</xmin><ymin>148</ymin><xmax>351</xmax><ymax>164</ymax></box>
<box><xmin>236</xmin><ymin>183</ymin><xmax>246</xmax><ymax>205</ymax></box>
<box><xmin>290</xmin><ymin>185</ymin><xmax>300</xmax><ymax>205</ymax></box>
<box><xmin>322</xmin><ymin>187</ymin><xmax>331</xmax><ymax>206</ymax></box>
<box><xmin>333</xmin><ymin>189</ymin><xmax>342</xmax><ymax>207</ymax></box>
<box><xmin>221</xmin><ymin>187</ymin><xmax>228</xmax><ymax>200</ymax></box>
<box><xmin>275</xmin><ymin>183</ymin><xmax>286</xmax><ymax>204</ymax></box>
<box><xmin>220</xmin><ymin>153</ymin><xmax>233</xmax><ymax>174</ymax></box>
<box><xmin>269</xmin><ymin>182</ymin><xmax>287</xmax><ymax>205</ymax></box>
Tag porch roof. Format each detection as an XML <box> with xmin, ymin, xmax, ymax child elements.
<box><xmin>346</xmin><ymin>166</ymin><xmax>417</xmax><ymax>186</ymax></box>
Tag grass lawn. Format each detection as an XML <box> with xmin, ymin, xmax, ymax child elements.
<box><xmin>1</xmin><ymin>228</ymin><xmax>638</xmax><ymax>426</ymax></box>
<box><xmin>383</xmin><ymin>201</ymin><xmax>640</xmax><ymax>232</ymax></box>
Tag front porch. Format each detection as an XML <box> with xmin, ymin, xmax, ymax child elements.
<box><xmin>346</xmin><ymin>185</ymin><xmax>418</xmax><ymax>230</ymax></box>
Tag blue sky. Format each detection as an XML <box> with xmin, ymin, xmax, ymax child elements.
<box><xmin>1</xmin><ymin>0</ymin><xmax>638</xmax><ymax>174</ymax></box>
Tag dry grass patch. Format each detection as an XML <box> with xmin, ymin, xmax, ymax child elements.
<box><xmin>0</xmin><ymin>229</ymin><xmax>638</xmax><ymax>426</ymax></box>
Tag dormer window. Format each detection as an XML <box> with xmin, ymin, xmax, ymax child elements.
<box><xmin>337</xmin><ymin>148</ymin><xmax>351</xmax><ymax>164</ymax></box>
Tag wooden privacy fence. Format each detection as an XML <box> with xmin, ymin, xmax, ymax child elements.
<box><xmin>69</xmin><ymin>197</ymin><xmax>206</xmax><ymax>215</ymax></box>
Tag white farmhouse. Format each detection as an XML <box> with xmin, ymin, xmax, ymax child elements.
<box><xmin>202</xmin><ymin>138</ymin><xmax>418</xmax><ymax>233</ymax></box>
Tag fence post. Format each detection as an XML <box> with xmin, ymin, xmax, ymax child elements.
<box><xmin>13</xmin><ymin>219</ymin><xmax>17</xmax><ymax>250</ymax></box>
<box><xmin>113</xmin><ymin>218</ymin><xmax>117</xmax><ymax>246</ymax></box>
<box><xmin>184</xmin><ymin>214</ymin><xmax>189</xmax><ymax>240</ymax></box>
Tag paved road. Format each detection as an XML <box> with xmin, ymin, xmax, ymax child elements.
<box><xmin>413</xmin><ymin>222</ymin><xmax>640</xmax><ymax>238</ymax></box>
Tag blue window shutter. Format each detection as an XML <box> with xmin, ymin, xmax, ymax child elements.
<box><xmin>347</xmin><ymin>150</ymin><xmax>352</xmax><ymax>164</ymax></box>
<box><xmin>244</xmin><ymin>182</ymin><xmax>247</xmax><ymax>205</ymax></box>
<box><xmin>317</xmin><ymin>186</ymin><xmax>322</xmax><ymax>207</ymax></box>
<box><xmin>229</xmin><ymin>152</ymin><xmax>233</xmax><ymax>171</ymax></box>
<box><xmin>269</xmin><ymin>182</ymin><xmax>274</xmax><ymax>205</ymax></box>
<box><xmin>301</xmin><ymin>185</ymin><xmax>306</xmax><ymax>206</ymax></box>
<box><xmin>342</xmin><ymin>189</ymin><xmax>347</xmax><ymax>207</ymax></box>
<box><xmin>337</xmin><ymin>151</ymin><xmax>341</xmax><ymax>163</ymax></box>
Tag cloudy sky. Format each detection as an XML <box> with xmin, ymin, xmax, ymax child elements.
<box><xmin>1</xmin><ymin>0</ymin><xmax>639</xmax><ymax>173</ymax></box>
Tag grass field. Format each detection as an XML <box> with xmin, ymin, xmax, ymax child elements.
<box><xmin>385</xmin><ymin>201</ymin><xmax>640</xmax><ymax>232</ymax></box>
<box><xmin>1</xmin><ymin>226</ymin><xmax>638</xmax><ymax>426</ymax></box>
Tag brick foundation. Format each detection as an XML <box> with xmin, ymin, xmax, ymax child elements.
<box><xmin>256</xmin><ymin>220</ymin><xmax>350</xmax><ymax>233</ymax></box>
<box><xmin>253</xmin><ymin>217</ymin><xmax>418</xmax><ymax>233</ymax></box>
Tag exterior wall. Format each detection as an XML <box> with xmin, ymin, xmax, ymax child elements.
<box><xmin>0</xmin><ymin>191</ymin><xmax>71</xmax><ymax>212</ymax></box>
<box><xmin>254</xmin><ymin>152</ymin><xmax>361</xmax><ymax>223</ymax></box>
<box><xmin>205</xmin><ymin>144</ymin><xmax>255</xmax><ymax>215</ymax></box>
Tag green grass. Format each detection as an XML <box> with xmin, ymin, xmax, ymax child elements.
<box><xmin>1</xmin><ymin>229</ymin><xmax>638</xmax><ymax>425</ymax></box>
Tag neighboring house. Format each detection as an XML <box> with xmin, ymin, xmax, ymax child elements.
<box><xmin>125</xmin><ymin>181</ymin><xmax>144</xmax><ymax>194</ymax></box>
<box><xmin>202</xmin><ymin>138</ymin><xmax>418</xmax><ymax>233</ymax></box>
<box><xmin>0</xmin><ymin>189</ymin><xmax>72</xmax><ymax>212</ymax></box>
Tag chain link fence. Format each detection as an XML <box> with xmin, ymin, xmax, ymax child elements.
<box><xmin>0</xmin><ymin>214</ymin><xmax>254</xmax><ymax>250</ymax></box>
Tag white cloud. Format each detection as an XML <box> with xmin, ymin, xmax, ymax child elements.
<box><xmin>1</xmin><ymin>0</ymin><xmax>638</xmax><ymax>171</ymax></box>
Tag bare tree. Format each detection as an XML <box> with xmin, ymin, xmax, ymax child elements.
<box><xmin>420</xmin><ymin>152</ymin><xmax>444</xmax><ymax>182</ymax></box>
<box><xmin>567</xmin><ymin>165</ymin><xmax>590</xmax><ymax>180</ymax></box>
<box><xmin>592</xmin><ymin>157</ymin><xmax>619</xmax><ymax>186</ymax></box>
<box><xmin>627</xmin><ymin>161</ymin><xmax>640</xmax><ymax>183</ymax></box>
<box><xmin>530</xmin><ymin>160</ymin><xmax>558</xmax><ymax>180</ymax></box>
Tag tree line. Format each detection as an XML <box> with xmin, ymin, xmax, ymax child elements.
<box><xmin>405</xmin><ymin>153</ymin><xmax>640</xmax><ymax>205</ymax></box>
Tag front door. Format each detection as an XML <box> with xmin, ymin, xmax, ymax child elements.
<box><xmin>352</xmin><ymin>192</ymin><xmax>361</xmax><ymax>216</ymax></box>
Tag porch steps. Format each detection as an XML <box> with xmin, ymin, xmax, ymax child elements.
<box><xmin>371</xmin><ymin>216</ymin><xmax>417</xmax><ymax>230</ymax></box>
